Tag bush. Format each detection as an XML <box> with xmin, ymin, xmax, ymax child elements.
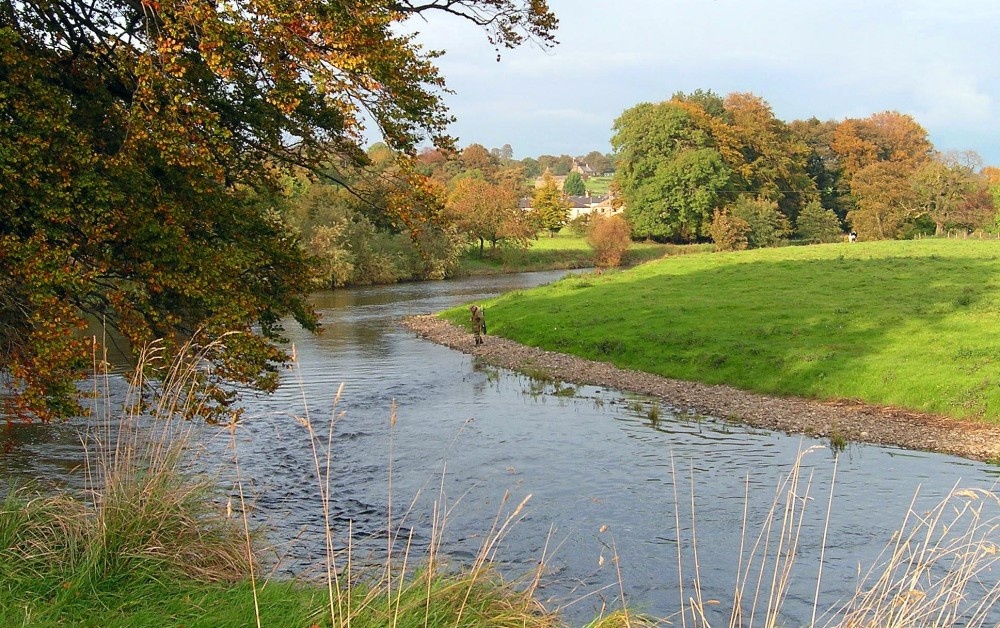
<box><xmin>567</xmin><ymin>213</ymin><xmax>592</xmax><ymax>237</ymax></box>
<box><xmin>587</xmin><ymin>214</ymin><xmax>631</xmax><ymax>267</ymax></box>
<box><xmin>795</xmin><ymin>200</ymin><xmax>843</xmax><ymax>243</ymax></box>
<box><xmin>708</xmin><ymin>209</ymin><xmax>750</xmax><ymax>251</ymax></box>
<box><xmin>729</xmin><ymin>195</ymin><xmax>791</xmax><ymax>248</ymax></box>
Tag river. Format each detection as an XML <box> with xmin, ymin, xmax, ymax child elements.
<box><xmin>3</xmin><ymin>269</ymin><xmax>999</xmax><ymax>626</ymax></box>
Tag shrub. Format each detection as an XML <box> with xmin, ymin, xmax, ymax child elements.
<box><xmin>587</xmin><ymin>214</ymin><xmax>631</xmax><ymax>267</ymax></box>
<box><xmin>567</xmin><ymin>213</ymin><xmax>592</xmax><ymax>237</ymax></box>
<box><xmin>796</xmin><ymin>200</ymin><xmax>844</xmax><ymax>243</ymax></box>
<box><xmin>708</xmin><ymin>209</ymin><xmax>750</xmax><ymax>251</ymax></box>
<box><xmin>729</xmin><ymin>195</ymin><xmax>791</xmax><ymax>248</ymax></box>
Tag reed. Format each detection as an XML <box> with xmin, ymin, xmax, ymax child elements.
<box><xmin>826</xmin><ymin>486</ymin><xmax>1000</xmax><ymax>626</ymax></box>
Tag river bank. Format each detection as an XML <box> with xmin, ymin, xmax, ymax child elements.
<box><xmin>404</xmin><ymin>314</ymin><xmax>1000</xmax><ymax>462</ymax></box>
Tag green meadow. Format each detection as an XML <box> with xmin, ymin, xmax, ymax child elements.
<box><xmin>445</xmin><ymin>239</ymin><xmax>1000</xmax><ymax>421</ymax></box>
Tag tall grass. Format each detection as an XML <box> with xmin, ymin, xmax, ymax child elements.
<box><xmin>829</xmin><ymin>486</ymin><xmax>1000</xmax><ymax>626</ymax></box>
<box><xmin>0</xmin><ymin>340</ymin><xmax>554</xmax><ymax>626</ymax></box>
<box><xmin>574</xmin><ymin>447</ymin><xmax>1000</xmax><ymax>627</ymax></box>
<box><xmin>0</xmin><ymin>340</ymin><xmax>263</xmax><ymax>625</ymax></box>
<box><xmin>445</xmin><ymin>239</ymin><xmax>1000</xmax><ymax>421</ymax></box>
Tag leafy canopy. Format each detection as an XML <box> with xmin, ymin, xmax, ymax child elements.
<box><xmin>0</xmin><ymin>0</ymin><xmax>557</xmax><ymax>419</ymax></box>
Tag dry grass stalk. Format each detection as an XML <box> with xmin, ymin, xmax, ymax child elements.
<box><xmin>81</xmin><ymin>336</ymin><xmax>253</xmax><ymax>584</ymax></box>
<box><xmin>828</xmin><ymin>486</ymin><xmax>1000</xmax><ymax>627</ymax></box>
<box><xmin>277</xmin><ymin>352</ymin><xmax>554</xmax><ymax>627</ymax></box>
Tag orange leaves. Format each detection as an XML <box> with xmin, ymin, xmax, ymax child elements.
<box><xmin>832</xmin><ymin>112</ymin><xmax>932</xmax><ymax>181</ymax></box>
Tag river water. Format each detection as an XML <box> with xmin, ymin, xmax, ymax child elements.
<box><xmin>3</xmin><ymin>270</ymin><xmax>1000</xmax><ymax>625</ymax></box>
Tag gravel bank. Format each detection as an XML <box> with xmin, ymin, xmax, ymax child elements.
<box><xmin>403</xmin><ymin>314</ymin><xmax>1000</xmax><ymax>463</ymax></box>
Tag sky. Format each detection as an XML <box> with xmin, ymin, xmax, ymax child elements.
<box><xmin>404</xmin><ymin>0</ymin><xmax>1000</xmax><ymax>165</ymax></box>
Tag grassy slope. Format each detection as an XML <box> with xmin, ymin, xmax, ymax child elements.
<box><xmin>584</xmin><ymin>176</ymin><xmax>613</xmax><ymax>194</ymax></box>
<box><xmin>444</xmin><ymin>239</ymin><xmax>1000</xmax><ymax>421</ymax></box>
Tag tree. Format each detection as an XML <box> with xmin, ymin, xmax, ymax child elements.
<box><xmin>831</xmin><ymin>111</ymin><xmax>932</xmax><ymax>180</ymax></box>
<box><xmin>563</xmin><ymin>171</ymin><xmax>586</xmax><ymax>195</ymax></box>
<box><xmin>728</xmin><ymin>195</ymin><xmax>791</xmax><ymax>248</ymax></box>
<box><xmin>955</xmin><ymin>187</ymin><xmax>996</xmax><ymax>233</ymax></box>
<box><xmin>612</xmin><ymin>101</ymin><xmax>726</xmax><ymax>241</ymax></box>
<box><xmin>581</xmin><ymin>151</ymin><xmax>613</xmax><ymax>175</ymax></box>
<box><xmin>672</xmin><ymin>88</ymin><xmax>728</xmax><ymax>118</ymax></box>
<box><xmin>461</xmin><ymin>143</ymin><xmax>496</xmax><ymax>174</ymax></box>
<box><xmin>795</xmin><ymin>200</ymin><xmax>844</xmax><ymax>243</ymax></box>
<box><xmin>911</xmin><ymin>155</ymin><xmax>990</xmax><ymax>235</ymax></box>
<box><xmin>538</xmin><ymin>154</ymin><xmax>573</xmax><ymax>175</ymax></box>
<box><xmin>520</xmin><ymin>157</ymin><xmax>542</xmax><ymax>179</ymax></box>
<box><xmin>848</xmin><ymin>161</ymin><xmax>915</xmax><ymax>239</ymax></box>
<box><xmin>789</xmin><ymin>117</ymin><xmax>852</xmax><ymax>222</ymax></box>
<box><xmin>0</xmin><ymin>0</ymin><xmax>557</xmax><ymax>419</ymax></box>
<box><xmin>531</xmin><ymin>172</ymin><xmax>571</xmax><ymax>236</ymax></box>
<box><xmin>445</xmin><ymin>178</ymin><xmax>531</xmax><ymax>256</ymax></box>
<box><xmin>287</xmin><ymin>154</ymin><xmax>460</xmax><ymax>287</ymax></box>
<box><xmin>720</xmin><ymin>93</ymin><xmax>817</xmax><ymax>223</ymax></box>
<box><xmin>622</xmin><ymin>147</ymin><xmax>731</xmax><ymax>241</ymax></box>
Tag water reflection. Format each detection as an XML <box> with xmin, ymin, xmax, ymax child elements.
<box><xmin>3</xmin><ymin>270</ymin><xmax>999</xmax><ymax>625</ymax></box>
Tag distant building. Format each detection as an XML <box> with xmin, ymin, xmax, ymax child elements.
<box><xmin>533</xmin><ymin>159</ymin><xmax>600</xmax><ymax>188</ymax></box>
<box><xmin>521</xmin><ymin>190</ymin><xmax>624</xmax><ymax>219</ymax></box>
<box><xmin>571</xmin><ymin>159</ymin><xmax>596</xmax><ymax>178</ymax></box>
<box><xmin>534</xmin><ymin>174</ymin><xmax>568</xmax><ymax>189</ymax></box>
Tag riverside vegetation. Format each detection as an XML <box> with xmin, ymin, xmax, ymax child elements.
<box><xmin>0</xmin><ymin>346</ymin><xmax>558</xmax><ymax>627</ymax></box>
<box><xmin>457</xmin><ymin>232</ymin><xmax>709</xmax><ymax>277</ymax></box>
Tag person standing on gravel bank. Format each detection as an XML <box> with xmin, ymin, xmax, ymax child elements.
<box><xmin>470</xmin><ymin>305</ymin><xmax>486</xmax><ymax>345</ymax></box>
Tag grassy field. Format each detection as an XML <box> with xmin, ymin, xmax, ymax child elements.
<box><xmin>457</xmin><ymin>232</ymin><xmax>711</xmax><ymax>276</ymax></box>
<box><xmin>584</xmin><ymin>176</ymin><xmax>613</xmax><ymax>195</ymax></box>
<box><xmin>444</xmin><ymin>239</ymin><xmax>1000</xmax><ymax>421</ymax></box>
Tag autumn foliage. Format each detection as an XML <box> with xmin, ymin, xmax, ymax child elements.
<box><xmin>612</xmin><ymin>89</ymin><xmax>997</xmax><ymax>246</ymax></box>
<box><xmin>445</xmin><ymin>178</ymin><xmax>533</xmax><ymax>257</ymax></box>
<box><xmin>0</xmin><ymin>0</ymin><xmax>558</xmax><ymax>419</ymax></box>
<box><xmin>708</xmin><ymin>210</ymin><xmax>750</xmax><ymax>252</ymax></box>
<box><xmin>586</xmin><ymin>215</ymin><xmax>631</xmax><ymax>268</ymax></box>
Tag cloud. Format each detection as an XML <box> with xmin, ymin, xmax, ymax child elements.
<box><xmin>401</xmin><ymin>0</ymin><xmax>1000</xmax><ymax>163</ymax></box>
<box><xmin>912</xmin><ymin>64</ymin><xmax>994</xmax><ymax>127</ymax></box>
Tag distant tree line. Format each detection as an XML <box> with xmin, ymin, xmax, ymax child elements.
<box><xmin>289</xmin><ymin>142</ymin><xmax>617</xmax><ymax>288</ymax></box>
<box><xmin>291</xmin><ymin>87</ymin><xmax>1000</xmax><ymax>291</ymax></box>
<box><xmin>612</xmin><ymin>89</ymin><xmax>999</xmax><ymax>247</ymax></box>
